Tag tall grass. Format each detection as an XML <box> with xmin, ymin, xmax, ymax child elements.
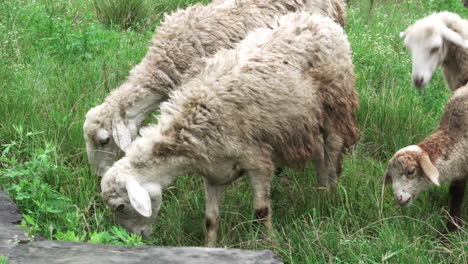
<box><xmin>0</xmin><ymin>0</ymin><xmax>467</xmax><ymax>262</ymax></box>
<box><xmin>93</xmin><ymin>0</ymin><xmax>155</xmax><ymax>30</ymax></box>
<box><xmin>93</xmin><ymin>0</ymin><xmax>214</xmax><ymax>30</ymax></box>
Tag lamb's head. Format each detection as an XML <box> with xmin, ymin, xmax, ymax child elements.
<box><xmin>101</xmin><ymin>129</ymin><xmax>194</xmax><ymax>237</ymax></box>
<box><xmin>400</xmin><ymin>13</ymin><xmax>468</xmax><ymax>88</ymax></box>
<box><xmin>384</xmin><ymin>145</ymin><xmax>440</xmax><ymax>206</ymax></box>
<box><xmin>84</xmin><ymin>104</ymin><xmax>135</xmax><ymax>177</ymax></box>
<box><xmin>101</xmin><ymin>161</ymin><xmax>161</xmax><ymax>237</ymax></box>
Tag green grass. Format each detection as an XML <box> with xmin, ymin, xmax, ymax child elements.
<box><xmin>0</xmin><ymin>0</ymin><xmax>467</xmax><ymax>263</ymax></box>
<box><xmin>92</xmin><ymin>0</ymin><xmax>211</xmax><ymax>31</ymax></box>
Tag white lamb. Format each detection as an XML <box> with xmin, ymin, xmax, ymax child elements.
<box><xmin>83</xmin><ymin>0</ymin><xmax>347</xmax><ymax>177</ymax></box>
<box><xmin>101</xmin><ymin>12</ymin><xmax>358</xmax><ymax>246</ymax></box>
<box><xmin>384</xmin><ymin>85</ymin><xmax>468</xmax><ymax>232</ymax></box>
<box><xmin>400</xmin><ymin>12</ymin><xmax>468</xmax><ymax>89</ymax></box>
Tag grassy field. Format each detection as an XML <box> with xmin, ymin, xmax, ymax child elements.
<box><xmin>1</xmin><ymin>0</ymin><xmax>467</xmax><ymax>262</ymax></box>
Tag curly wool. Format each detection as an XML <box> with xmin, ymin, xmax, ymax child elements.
<box><xmin>84</xmin><ymin>0</ymin><xmax>348</xmax><ymax>176</ymax></box>
<box><xmin>103</xmin><ymin>0</ymin><xmax>347</xmax><ymax>110</ymax></box>
<box><xmin>138</xmin><ymin>12</ymin><xmax>357</xmax><ymax>171</ymax></box>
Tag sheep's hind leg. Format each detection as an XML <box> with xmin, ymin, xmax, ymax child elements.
<box><xmin>204</xmin><ymin>179</ymin><xmax>224</xmax><ymax>247</ymax></box>
<box><xmin>248</xmin><ymin>168</ymin><xmax>276</xmax><ymax>243</ymax></box>
<box><xmin>446</xmin><ymin>178</ymin><xmax>466</xmax><ymax>232</ymax></box>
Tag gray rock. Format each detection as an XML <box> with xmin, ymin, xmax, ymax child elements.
<box><xmin>8</xmin><ymin>241</ymin><xmax>283</xmax><ymax>264</ymax></box>
<box><xmin>0</xmin><ymin>190</ymin><xmax>283</xmax><ymax>263</ymax></box>
<box><xmin>0</xmin><ymin>189</ymin><xmax>30</xmax><ymax>256</ymax></box>
<box><xmin>0</xmin><ymin>222</ymin><xmax>29</xmax><ymax>255</ymax></box>
<box><xmin>0</xmin><ymin>189</ymin><xmax>22</xmax><ymax>224</ymax></box>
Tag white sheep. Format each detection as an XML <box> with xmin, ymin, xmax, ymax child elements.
<box><xmin>83</xmin><ymin>0</ymin><xmax>348</xmax><ymax>177</ymax></box>
<box><xmin>400</xmin><ymin>12</ymin><xmax>468</xmax><ymax>89</ymax></box>
<box><xmin>101</xmin><ymin>12</ymin><xmax>358</xmax><ymax>246</ymax></box>
<box><xmin>384</xmin><ymin>85</ymin><xmax>468</xmax><ymax>232</ymax></box>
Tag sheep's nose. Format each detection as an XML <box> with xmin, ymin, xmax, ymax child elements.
<box><xmin>140</xmin><ymin>228</ymin><xmax>152</xmax><ymax>238</ymax></box>
<box><xmin>395</xmin><ymin>194</ymin><xmax>411</xmax><ymax>206</ymax></box>
<box><xmin>397</xmin><ymin>195</ymin><xmax>403</xmax><ymax>202</ymax></box>
<box><xmin>413</xmin><ymin>76</ymin><xmax>424</xmax><ymax>88</ymax></box>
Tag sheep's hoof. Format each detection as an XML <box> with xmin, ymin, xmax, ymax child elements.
<box><xmin>205</xmin><ymin>241</ymin><xmax>217</xmax><ymax>248</ymax></box>
<box><xmin>437</xmin><ymin>222</ymin><xmax>463</xmax><ymax>243</ymax></box>
<box><xmin>274</xmin><ymin>167</ymin><xmax>287</xmax><ymax>177</ymax></box>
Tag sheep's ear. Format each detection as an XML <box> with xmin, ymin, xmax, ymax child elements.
<box><xmin>126</xmin><ymin>179</ymin><xmax>152</xmax><ymax>217</ymax></box>
<box><xmin>383</xmin><ymin>171</ymin><xmax>392</xmax><ymax>185</ymax></box>
<box><xmin>440</xmin><ymin>26</ymin><xmax>468</xmax><ymax>48</ymax></box>
<box><xmin>419</xmin><ymin>154</ymin><xmax>440</xmax><ymax>186</ymax></box>
<box><xmin>112</xmin><ymin>114</ymin><xmax>132</xmax><ymax>152</ymax></box>
<box><xmin>399</xmin><ymin>31</ymin><xmax>407</xmax><ymax>38</ymax></box>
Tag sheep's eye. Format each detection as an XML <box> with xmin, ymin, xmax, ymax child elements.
<box><xmin>116</xmin><ymin>204</ymin><xmax>125</xmax><ymax>211</ymax></box>
<box><xmin>407</xmin><ymin>168</ymin><xmax>416</xmax><ymax>176</ymax></box>
<box><xmin>430</xmin><ymin>47</ymin><xmax>440</xmax><ymax>54</ymax></box>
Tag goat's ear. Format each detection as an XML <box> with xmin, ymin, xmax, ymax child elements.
<box><xmin>419</xmin><ymin>154</ymin><xmax>440</xmax><ymax>186</ymax></box>
<box><xmin>383</xmin><ymin>171</ymin><xmax>392</xmax><ymax>185</ymax></box>
<box><xmin>399</xmin><ymin>31</ymin><xmax>407</xmax><ymax>38</ymax></box>
<box><xmin>440</xmin><ymin>26</ymin><xmax>468</xmax><ymax>48</ymax></box>
<box><xmin>126</xmin><ymin>178</ymin><xmax>152</xmax><ymax>217</ymax></box>
<box><xmin>112</xmin><ymin>114</ymin><xmax>132</xmax><ymax>152</ymax></box>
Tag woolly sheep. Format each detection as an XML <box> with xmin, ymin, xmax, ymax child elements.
<box><xmin>400</xmin><ymin>12</ymin><xmax>468</xmax><ymax>89</ymax></box>
<box><xmin>83</xmin><ymin>0</ymin><xmax>347</xmax><ymax>177</ymax></box>
<box><xmin>384</xmin><ymin>85</ymin><xmax>468</xmax><ymax>232</ymax></box>
<box><xmin>101</xmin><ymin>12</ymin><xmax>358</xmax><ymax>246</ymax></box>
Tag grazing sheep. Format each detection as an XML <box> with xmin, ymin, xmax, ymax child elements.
<box><xmin>101</xmin><ymin>12</ymin><xmax>357</xmax><ymax>246</ymax></box>
<box><xmin>384</xmin><ymin>85</ymin><xmax>468</xmax><ymax>232</ymax></box>
<box><xmin>400</xmin><ymin>12</ymin><xmax>468</xmax><ymax>89</ymax></box>
<box><xmin>83</xmin><ymin>0</ymin><xmax>348</xmax><ymax>177</ymax></box>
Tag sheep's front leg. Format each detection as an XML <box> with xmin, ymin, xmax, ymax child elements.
<box><xmin>248</xmin><ymin>170</ymin><xmax>273</xmax><ymax>232</ymax></box>
<box><xmin>204</xmin><ymin>179</ymin><xmax>223</xmax><ymax>247</ymax></box>
<box><xmin>323</xmin><ymin>130</ymin><xmax>345</xmax><ymax>187</ymax></box>
<box><xmin>447</xmin><ymin>178</ymin><xmax>466</xmax><ymax>232</ymax></box>
<box><xmin>312</xmin><ymin>136</ymin><xmax>329</xmax><ymax>189</ymax></box>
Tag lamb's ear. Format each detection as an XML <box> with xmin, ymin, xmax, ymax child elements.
<box><xmin>383</xmin><ymin>171</ymin><xmax>392</xmax><ymax>185</ymax></box>
<box><xmin>112</xmin><ymin>114</ymin><xmax>132</xmax><ymax>152</ymax></box>
<box><xmin>399</xmin><ymin>31</ymin><xmax>407</xmax><ymax>38</ymax></box>
<box><xmin>440</xmin><ymin>25</ymin><xmax>468</xmax><ymax>48</ymax></box>
<box><xmin>126</xmin><ymin>178</ymin><xmax>152</xmax><ymax>217</ymax></box>
<box><xmin>419</xmin><ymin>154</ymin><xmax>440</xmax><ymax>186</ymax></box>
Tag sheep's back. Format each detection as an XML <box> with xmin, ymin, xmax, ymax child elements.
<box><xmin>212</xmin><ymin>13</ymin><xmax>356</xmax><ymax>166</ymax></box>
<box><xmin>135</xmin><ymin>0</ymin><xmax>348</xmax><ymax>94</ymax></box>
<box><xmin>440</xmin><ymin>85</ymin><xmax>468</xmax><ymax>139</ymax></box>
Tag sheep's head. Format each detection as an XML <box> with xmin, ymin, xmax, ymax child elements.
<box><xmin>400</xmin><ymin>13</ymin><xmax>468</xmax><ymax>88</ymax></box>
<box><xmin>101</xmin><ymin>129</ymin><xmax>194</xmax><ymax>237</ymax></box>
<box><xmin>384</xmin><ymin>145</ymin><xmax>440</xmax><ymax>206</ymax></box>
<box><xmin>84</xmin><ymin>104</ymin><xmax>135</xmax><ymax>177</ymax></box>
<box><xmin>101</xmin><ymin>159</ymin><xmax>162</xmax><ymax>237</ymax></box>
